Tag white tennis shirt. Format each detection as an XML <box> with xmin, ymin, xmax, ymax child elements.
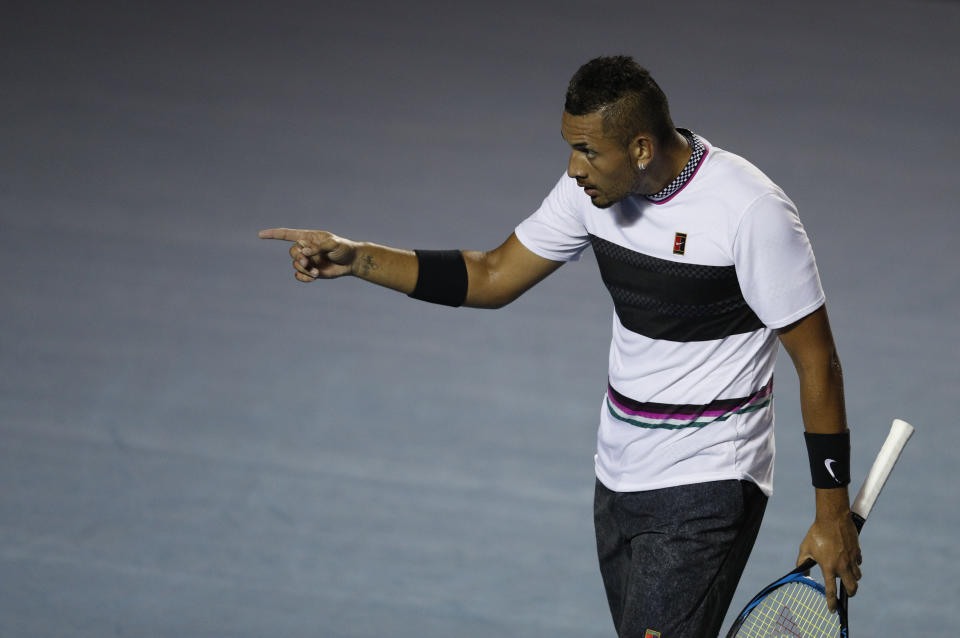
<box><xmin>515</xmin><ymin>135</ymin><xmax>824</xmax><ymax>496</ymax></box>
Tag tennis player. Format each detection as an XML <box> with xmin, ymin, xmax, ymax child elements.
<box><xmin>260</xmin><ymin>56</ymin><xmax>861</xmax><ymax>638</ymax></box>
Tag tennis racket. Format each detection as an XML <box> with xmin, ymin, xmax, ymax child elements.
<box><xmin>725</xmin><ymin>418</ymin><xmax>915</xmax><ymax>638</ymax></box>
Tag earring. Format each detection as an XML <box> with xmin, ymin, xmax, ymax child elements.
<box><xmin>638</xmin><ymin>162</ymin><xmax>645</xmax><ymax>170</ymax></box>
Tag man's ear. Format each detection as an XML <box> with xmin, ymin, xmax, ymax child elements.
<box><xmin>631</xmin><ymin>134</ymin><xmax>654</xmax><ymax>167</ymax></box>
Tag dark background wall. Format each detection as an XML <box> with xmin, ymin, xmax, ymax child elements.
<box><xmin>2</xmin><ymin>1</ymin><xmax>957</xmax><ymax>635</ymax></box>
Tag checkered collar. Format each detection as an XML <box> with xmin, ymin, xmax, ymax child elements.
<box><xmin>644</xmin><ymin>129</ymin><xmax>705</xmax><ymax>203</ymax></box>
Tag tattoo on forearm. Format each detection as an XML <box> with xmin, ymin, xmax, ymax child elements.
<box><xmin>358</xmin><ymin>254</ymin><xmax>379</xmax><ymax>277</ymax></box>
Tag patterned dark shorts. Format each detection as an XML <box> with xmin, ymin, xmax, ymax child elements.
<box><xmin>594</xmin><ymin>479</ymin><xmax>767</xmax><ymax>638</ymax></box>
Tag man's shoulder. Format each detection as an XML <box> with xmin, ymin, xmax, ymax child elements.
<box><xmin>698</xmin><ymin>143</ymin><xmax>784</xmax><ymax>202</ymax></box>
<box><xmin>665</xmin><ymin>143</ymin><xmax>791</xmax><ymax>229</ymax></box>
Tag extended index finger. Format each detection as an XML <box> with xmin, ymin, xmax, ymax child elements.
<box><xmin>258</xmin><ymin>228</ymin><xmax>312</xmax><ymax>241</ymax></box>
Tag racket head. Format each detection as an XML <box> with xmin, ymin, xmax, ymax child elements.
<box><xmin>726</xmin><ymin>565</ymin><xmax>847</xmax><ymax>638</ymax></box>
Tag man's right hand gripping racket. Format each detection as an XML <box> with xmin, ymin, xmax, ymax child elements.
<box><xmin>726</xmin><ymin>418</ymin><xmax>915</xmax><ymax>638</ymax></box>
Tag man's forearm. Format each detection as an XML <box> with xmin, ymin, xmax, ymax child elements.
<box><xmin>796</xmin><ymin>348</ymin><xmax>848</xmax><ymax>435</ymax></box>
<box><xmin>351</xmin><ymin>236</ymin><xmax>563</xmax><ymax>310</ymax></box>
<box><xmin>795</xmin><ymin>349</ymin><xmax>854</xmax><ymax>511</ymax></box>
<box><xmin>779</xmin><ymin>307</ymin><xmax>855</xmax><ymax>515</ymax></box>
<box><xmin>350</xmin><ymin>242</ymin><xmax>419</xmax><ymax>295</ymax></box>
<box><xmin>348</xmin><ymin>243</ymin><xmax>502</xmax><ymax>309</ymax></box>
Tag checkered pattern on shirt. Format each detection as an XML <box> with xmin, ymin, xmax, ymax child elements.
<box><xmin>606</xmin><ymin>283</ymin><xmax>755</xmax><ymax>318</ymax></box>
<box><xmin>645</xmin><ymin>129</ymin><xmax>704</xmax><ymax>202</ymax></box>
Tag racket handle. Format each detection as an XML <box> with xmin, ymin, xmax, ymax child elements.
<box><xmin>850</xmin><ymin>511</ymin><xmax>865</xmax><ymax>534</ymax></box>
<box><xmin>839</xmin><ymin>584</ymin><xmax>851</xmax><ymax>634</ymax></box>
<box><xmin>839</xmin><ymin>418</ymin><xmax>914</xmax><ymax>637</ymax></box>
<box><xmin>850</xmin><ymin>418</ymin><xmax>914</xmax><ymax>521</ymax></box>
<box><xmin>796</xmin><ymin>557</ymin><xmax>816</xmax><ymax>575</ymax></box>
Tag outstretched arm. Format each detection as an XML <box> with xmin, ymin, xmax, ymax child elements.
<box><xmin>258</xmin><ymin>228</ymin><xmax>563</xmax><ymax>309</ymax></box>
<box><xmin>778</xmin><ymin>305</ymin><xmax>862</xmax><ymax>612</ymax></box>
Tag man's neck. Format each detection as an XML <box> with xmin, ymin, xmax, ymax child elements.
<box><xmin>649</xmin><ymin>130</ymin><xmax>693</xmax><ymax>194</ymax></box>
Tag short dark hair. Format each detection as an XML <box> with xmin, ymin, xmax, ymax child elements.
<box><xmin>564</xmin><ymin>56</ymin><xmax>675</xmax><ymax>146</ymax></box>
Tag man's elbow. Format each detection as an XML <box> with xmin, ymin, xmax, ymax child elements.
<box><xmin>464</xmin><ymin>254</ymin><xmax>524</xmax><ymax>309</ymax></box>
<box><xmin>828</xmin><ymin>348</ymin><xmax>844</xmax><ymax>378</ymax></box>
<box><xmin>465</xmin><ymin>287</ymin><xmax>520</xmax><ymax>309</ymax></box>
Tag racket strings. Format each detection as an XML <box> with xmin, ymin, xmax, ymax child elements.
<box><xmin>732</xmin><ymin>581</ymin><xmax>841</xmax><ymax>638</ymax></box>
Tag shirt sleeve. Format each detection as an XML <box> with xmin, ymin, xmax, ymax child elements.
<box><xmin>515</xmin><ymin>174</ymin><xmax>591</xmax><ymax>262</ymax></box>
<box><xmin>733</xmin><ymin>191</ymin><xmax>825</xmax><ymax>329</ymax></box>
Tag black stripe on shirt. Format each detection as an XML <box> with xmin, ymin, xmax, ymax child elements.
<box><xmin>590</xmin><ymin>234</ymin><xmax>764</xmax><ymax>341</ymax></box>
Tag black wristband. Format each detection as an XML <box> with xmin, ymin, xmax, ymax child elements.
<box><xmin>408</xmin><ymin>249</ymin><xmax>468</xmax><ymax>307</ymax></box>
<box><xmin>804</xmin><ymin>431</ymin><xmax>851</xmax><ymax>488</ymax></box>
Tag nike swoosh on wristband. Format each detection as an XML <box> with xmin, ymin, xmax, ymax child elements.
<box><xmin>824</xmin><ymin>458</ymin><xmax>841</xmax><ymax>483</ymax></box>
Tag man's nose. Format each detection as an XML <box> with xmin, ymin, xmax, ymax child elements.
<box><xmin>567</xmin><ymin>152</ymin><xmax>586</xmax><ymax>179</ymax></box>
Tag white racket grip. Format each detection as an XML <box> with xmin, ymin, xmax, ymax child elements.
<box><xmin>850</xmin><ymin>418</ymin><xmax>915</xmax><ymax>521</ymax></box>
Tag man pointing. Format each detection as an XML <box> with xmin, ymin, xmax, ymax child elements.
<box><xmin>260</xmin><ymin>56</ymin><xmax>860</xmax><ymax>637</ymax></box>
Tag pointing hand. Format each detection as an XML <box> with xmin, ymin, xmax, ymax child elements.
<box><xmin>258</xmin><ymin>228</ymin><xmax>359</xmax><ymax>282</ymax></box>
